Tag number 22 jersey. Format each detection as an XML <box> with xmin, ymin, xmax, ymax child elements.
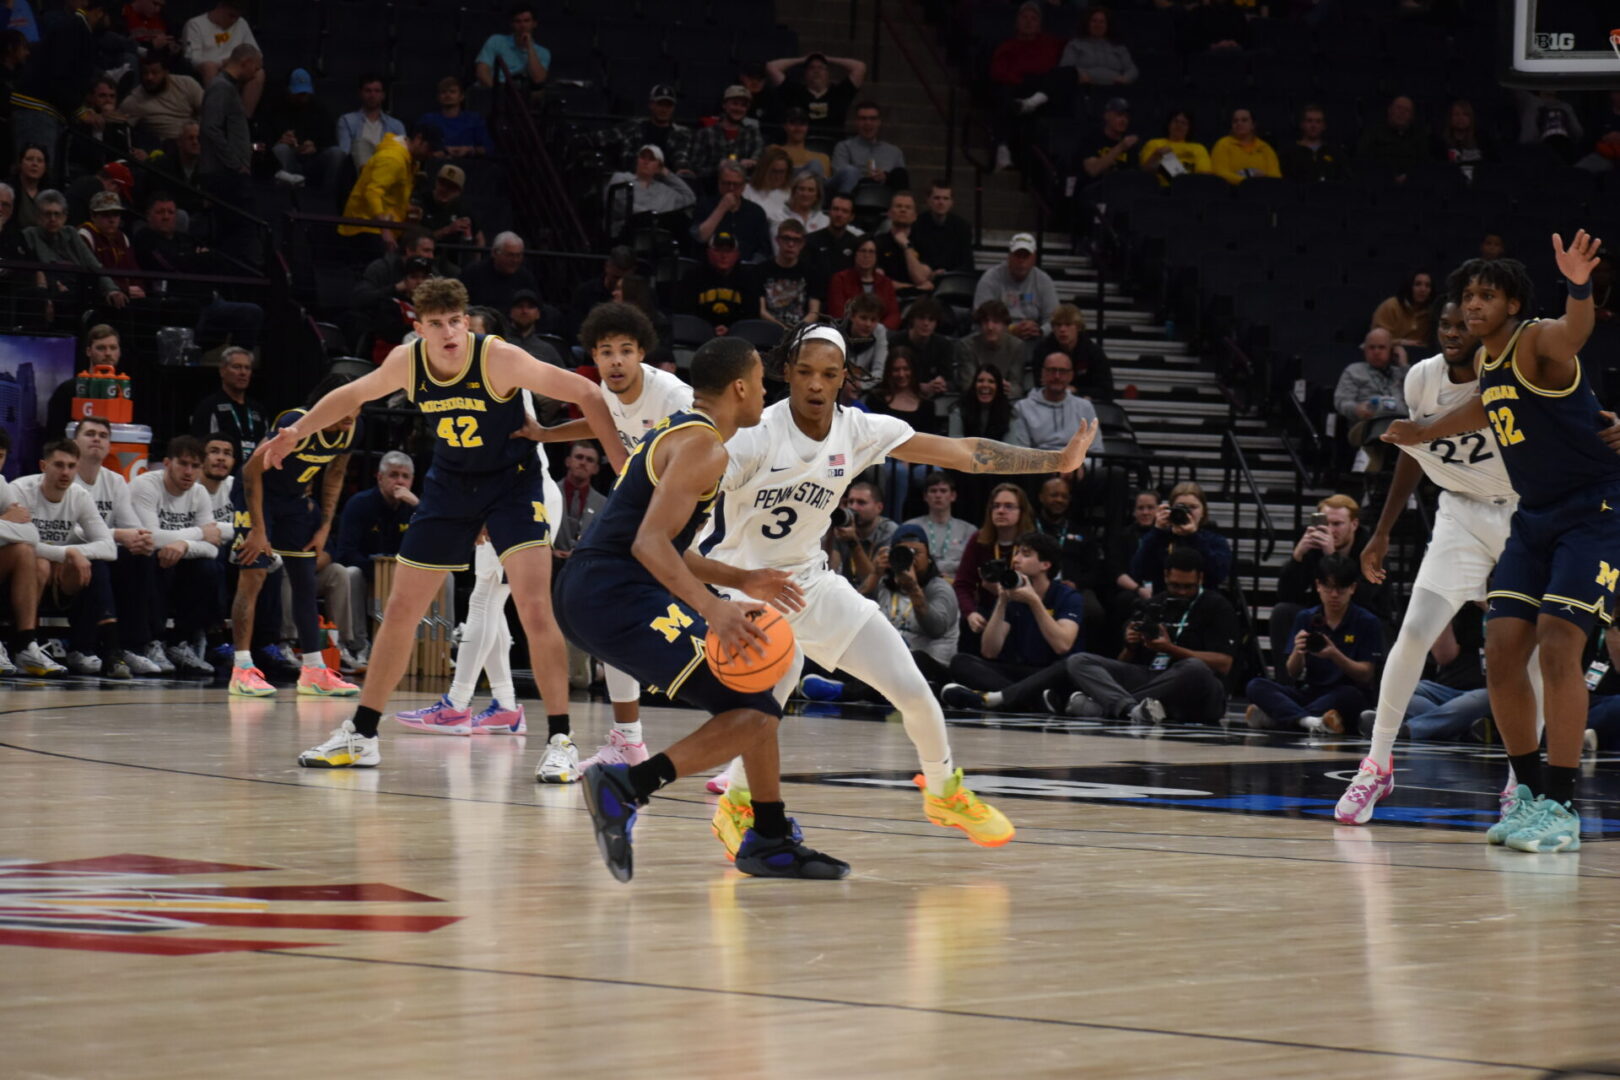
<box><xmin>1398</xmin><ymin>352</ymin><xmax>1513</xmax><ymax>501</ymax></box>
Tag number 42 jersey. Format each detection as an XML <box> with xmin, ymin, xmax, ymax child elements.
<box><xmin>698</xmin><ymin>399</ymin><xmax>914</xmax><ymax>576</ymax></box>
<box><xmin>1398</xmin><ymin>352</ymin><xmax>1514</xmax><ymax>502</ymax></box>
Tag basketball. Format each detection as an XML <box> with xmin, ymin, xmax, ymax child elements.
<box><xmin>705</xmin><ymin>607</ymin><xmax>796</xmax><ymax>693</ymax></box>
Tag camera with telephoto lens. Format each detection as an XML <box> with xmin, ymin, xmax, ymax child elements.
<box><xmin>1305</xmin><ymin>616</ymin><xmax>1329</xmax><ymax>653</ymax></box>
<box><xmin>979</xmin><ymin>559</ymin><xmax>1020</xmax><ymax>589</ymax></box>
<box><xmin>1131</xmin><ymin>595</ymin><xmax>1189</xmax><ymax>642</ymax></box>
<box><xmin>830</xmin><ymin>507</ymin><xmax>854</xmax><ymax>530</ymax></box>
<box><xmin>888</xmin><ymin>544</ymin><xmax>915</xmax><ymax>573</ymax></box>
<box><xmin>1170</xmin><ymin>504</ymin><xmax>1193</xmax><ymax>527</ymax></box>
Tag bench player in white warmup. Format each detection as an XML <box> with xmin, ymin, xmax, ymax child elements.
<box><xmin>699</xmin><ymin>324</ymin><xmax>1096</xmax><ymax>852</ymax></box>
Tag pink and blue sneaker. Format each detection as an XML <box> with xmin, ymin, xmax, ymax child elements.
<box><xmin>394</xmin><ymin>695</ymin><xmax>474</xmax><ymax>735</ymax></box>
<box><xmin>470</xmin><ymin>701</ymin><xmax>527</xmax><ymax>734</ymax></box>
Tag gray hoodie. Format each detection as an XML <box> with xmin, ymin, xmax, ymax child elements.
<box><xmin>1009</xmin><ymin>387</ymin><xmax>1101</xmax><ymax>452</ymax></box>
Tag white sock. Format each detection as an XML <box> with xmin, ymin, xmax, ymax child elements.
<box><xmin>447</xmin><ymin>686</ymin><xmax>473</xmax><ymax>710</ymax></box>
<box><xmin>614</xmin><ymin>721</ymin><xmax>643</xmax><ymax>743</ymax></box>
<box><xmin>920</xmin><ymin>758</ymin><xmax>954</xmax><ymax>796</ymax></box>
<box><xmin>1369</xmin><ymin>587</ymin><xmax>1460</xmax><ymax>767</ymax></box>
<box><xmin>234</xmin><ymin>650</ymin><xmax>253</xmax><ymax>669</ymax></box>
<box><xmin>983</xmin><ymin>690</ymin><xmax>1004</xmax><ymax>707</ymax></box>
<box><xmin>725</xmin><ymin>756</ymin><xmax>749</xmax><ymax>793</ymax></box>
<box><xmin>301</xmin><ymin>651</ymin><xmax>324</xmax><ymax>668</ymax></box>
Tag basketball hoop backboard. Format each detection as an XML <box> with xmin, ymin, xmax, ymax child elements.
<box><xmin>1500</xmin><ymin>0</ymin><xmax>1620</xmax><ymax>89</ymax></box>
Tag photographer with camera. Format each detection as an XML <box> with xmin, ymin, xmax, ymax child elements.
<box><xmin>943</xmin><ymin>530</ymin><xmax>1084</xmax><ymax>692</ymax></box>
<box><xmin>953</xmin><ymin>482</ymin><xmax>1036</xmax><ymax>646</ymax></box>
<box><xmin>1270</xmin><ymin>493</ymin><xmax>1385</xmax><ymax>672</ymax></box>
<box><xmin>1128</xmin><ymin>481</ymin><xmax>1231</xmax><ymax>593</ymax></box>
<box><xmin>945</xmin><ymin>547</ymin><xmax>1236</xmax><ymax>723</ymax></box>
<box><xmin>1244</xmin><ymin>554</ymin><xmax>1384</xmax><ymax>733</ymax></box>
<box><xmin>828</xmin><ymin>480</ymin><xmax>896</xmax><ymax>586</ymax></box>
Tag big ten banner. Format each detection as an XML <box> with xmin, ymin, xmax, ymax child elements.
<box><xmin>0</xmin><ymin>334</ymin><xmax>77</xmax><ymax>482</ymax></box>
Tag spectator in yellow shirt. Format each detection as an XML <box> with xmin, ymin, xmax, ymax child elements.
<box><xmin>1139</xmin><ymin>109</ymin><xmax>1211</xmax><ymax>185</ymax></box>
<box><xmin>339</xmin><ymin>123</ymin><xmax>442</xmax><ymax>247</ymax></box>
<box><xmin>1211</xmin><ymin>108</ymin><xmax>1280</xmax><ymax>185</ymax></box>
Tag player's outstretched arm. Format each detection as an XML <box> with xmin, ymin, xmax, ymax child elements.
<box><xmin>265</xmin><ymin>350</ymin><xmax>409</xmax><ymax>468</ymax></box>
<box><xmin>1528</xmin><ymin>229</ymin><xmax>1602</xmax><ymax>370</ymax></box>
<box><xmin>490</xmin><ymin>341</ymin><xmax>629</xmax><ymax>472</ymax></box>
<box><xmin>894</xmin><ymin>419</ymin><xmax>1098</xmax><ymax>474</ymax></box>
<box><xmin>1383</xmin><ymin>396</ymin><xmax>1487</xmax><ymax>446</ymax></box>
<box><xmin>633</xmin><ymin>431</ymin><xmax>769</xmax><ymax>661</ymax></box>
<box><xmin>1362</xmin><ymin>449</ymin><xmax>1423</xmax><ymax>585</ymax></box>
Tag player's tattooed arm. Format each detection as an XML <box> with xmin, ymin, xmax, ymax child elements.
<box><xmin>895</xmin><ymin>420</ymin><xmax>1097</xmax><ymax>475</ymax></box>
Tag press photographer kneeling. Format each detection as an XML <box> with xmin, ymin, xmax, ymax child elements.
<box><xmin>943</xmin><ymin>547</ymin><xmax>1237</xmax><ymax>724</ymax></box>
<box><xmin>943</xmin><ymin>530</ymin><xmax>1085</xmax><ymax>691</ymax></box>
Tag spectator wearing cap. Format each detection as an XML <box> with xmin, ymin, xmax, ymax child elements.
<box><xmin>691</xmin><ymin>159</ymin><xmax>771</xmax><ymax>263</ymax></box>
<box><xmin>119</xmin><ymin>53</ymin><xmax>203</xmax><ymax>144</ymax></box>
<box><xmin>678</xmin><ymin>231</ymin><xmax>758</xmax><ymax>335</ymax></box>
<box><xmin>65</xmin><ymin>159</ymin><xmax>135</xmax><ymax>228</ymax></box>
<box><xmin>1211</xmin><ymin>106</ymin><xmax>1280</xmax><ymax>185</ymax></box>
<box><xmin>24</xmin><ymin>188</ymin><xmax>125</xmax><ymax>311</ymax></box>
<box><xmin>506</xmin><ymin>290</ymin><xmax>567</xmax><ymax>369</ymax></box>
<box><xmin>77</xmin><ymin>190</ymin><xmax>144</xmax><ymax>299</ymax></box>
<box><xmin>412</xmin><ymin>165</ymin><xmax>484</xmax><ymax>265</ymax></box>
<box><xmin>367</xmin><ymin>254</ymin><xmax>436</xmax><ymax>361</ymax></box>
<box><xmin>419</xmin><ymin>77</ymin><xmax>492</xmax><ymax>159</ymax></box>
<box><xmin>606</xmin><ymin>143</ymin><xmax>697</xmax><ymax>241</ymax></box>
<box><xmin>350</xmin><ymin>227</ymin><xmax>443</xmax><ymax>316</ymax></box>
<box><xmin>594</xmin><ymin>84</ymin><xmax>695</xmax><ymax>175</ymax></box>
<box><xmin>1081</xmin><ymin>97</ymin><xmax>1139</xmax><ymax>178</ymax></box>
<box><xmin>337</xmin><ymin>73</ymin><xmax>406</xmax><ymax>172</ymax></box>
<box><xmin>690</xmin><ymin>85</ymin><xmax>764</xmax><ymax>179</ymax></box>
<box><xmin>770</xmin><ymin>107</ymin><xmax>830</xmax><ymax>178</ymax></box>
<box><xmin>198</xmin><ymin>42</ymin><xmax>261</xmax><ymax>259</ymax></box>
<box><xmin>339</xmin><ymin>123</ymin><xmax>442</xmax><ymax>250</ymax></box>
<box><xmin>830</xmin><ymin>101</ymin><xmax>908</xmax><ymax>195</ymax></box>
<box><xmin>973</xmin><ymin>234</ymin><xmax>1057</xmax><ymax>341</ymax></box>
<box><xmin>261</xmin><ymin>68</ymin><xmax>341</xmax><ymax>189</ymax></box>
<box><xmin>182</xmin><ymin>1</ymin><xmax>264</xmax><ymax>114</ymax></box>
<box><xmin>475</xmin><ymin>2</ymin><xmax>549</xmax><ymax>90</ymax></box>
<box><xmin>457</xmin><ymin>230</ymin><xmax>540</xmax><ymax>312</ymax></box>
<box><xmin>766</xmin><ymin>52</ymin><xmax>867</xmax><ymax>140</ymax></box>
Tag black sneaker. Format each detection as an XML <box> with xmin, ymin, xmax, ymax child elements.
<box><xmin>940</xmin><ymin>683</ymin><xmax>986</xmax><ymax>710</ymax></box>
<box><xmin>580</xmin><ymin>764</ymin><xmax>641</xmax><ymax>883</ymax></box>
<box><xmin>734</xmin><ymin>820</ymin><xmax>851</xmax><ymax>880</ymax></box>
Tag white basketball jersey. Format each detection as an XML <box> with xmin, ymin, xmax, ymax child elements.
<box><xmin>699</xmin><ymin>400</ymin><xmax>914</xmax><ymax>576</ymax></box>
<box><xmin>1397</xmin><ymin>353</ymin><xmax>1515</xmax><ymax>501</ymax></box>
<box><xmin>604</xmin><ymin>365</ymin><xmax>694</xmax><ymax>454</ymax></box>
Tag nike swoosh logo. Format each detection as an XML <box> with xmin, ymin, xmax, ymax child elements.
<box><xmin>769</xmin><ymin>466</ymin><xmax>791</xmax><ymax>472</ymax></box>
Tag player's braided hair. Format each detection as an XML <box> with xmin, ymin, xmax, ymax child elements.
<box><xmin>764</xmin><ymin>321</ymin><xmax>871</xmax><ymax>390</ymax></box>
<box><xmin>1446</xmin><ymin>257</ymin><xmax>1536</xmax><ymax>316</ymax></box>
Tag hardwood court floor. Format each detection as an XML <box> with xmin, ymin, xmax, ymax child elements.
<box><xmin>4</xmin><ymin>683</ymin><xmax>1620</xmax><ymax>1079</ymax></box>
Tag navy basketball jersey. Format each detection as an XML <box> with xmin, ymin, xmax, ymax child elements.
<box><xmin>572</xmin><ymin>410</ymin><xmax>723</xmax><ymax>577</ymax></box>
<box><xmin>407</xmin><ymin>332</ymin><xmax>530</xmax><ymax>472</ymax></box>
<box><xmin>262</xmin><ymin>407</ymin><xmax>358</xmax><ymax>500</ymax></box>
<box><xmin>1478</xmin><ymin>319</ymin><xmax>1620</xmax><ymax>507</ymax></box>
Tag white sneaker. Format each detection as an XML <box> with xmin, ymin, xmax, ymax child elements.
<box><xmin>352</xmin><ymin>645</ymin><xmax>370</xmax><ymax>669</ymax></box>
<box><xmin>1128</xmin><ymin>697</ymin><xmax>1166</xmax><ymax>725</ymax></box>
<box><xmin>536</xmin><ymin>733</ymin><xmax>580</xmax><ymax>784</ymax></box>
<box><xmin>995</xmin><ymin>144</ymin><xmax>1013</xmax><ymax>171</ymax></box>
<box><xmin>1017</xmin><ymin>91</ymin><xmax>1048</xmax><ymax>114</ymax></box>
<box><xmin>43</xmin><ymin>639</ymin><xmax>67</xmax><ymax>661</ymax></box>
<box><xmin>338</xmin><ymin>645</ymin><xmax>361</xmax><ymax>675</ymax></box>
<box><xmin>14</xmin><ymin>641</ymin><xmax>67</xmax><ymax>677</ymax></box>
<box><xmin>0</xmin><ymin>642</ymin><xmax>14</xmax><ymax>676</ymax></box>
<box><xmin>166</xmin><ymin>641</ymin><xmax>213</xmax><ymax>675</ymax></box>
<box><xmin>142</xmin><ymin>641</ymin><xmax>176</xmax><ymax>674</ymax></box>
<box><xmin>1300</xmin><ymin>715</ymin><xmax>1327</xmax><ymax>732</ymax></box>
<box><xmin>1585</xmin><ymin>727</ymin><xmax>1599</xmax><ymax>754</ymax></box>
<box><xmin>298</xmin><ymin>718</ymin><xmax>381</xmax><ymax>769</ymax></box>
<box><xmin>122</xmin><ymin>648</ymin><xmax>162</xmax><ymax>676</ymax></box>
<box><xmin>64</xmin><ymin>651</ymin><xmax>103</xmax><ymax>675</ymax></box>
<box><xmin>274</xmin><ymin>169</ymin><xmax>307</xmax><ymax>188</ymax></box>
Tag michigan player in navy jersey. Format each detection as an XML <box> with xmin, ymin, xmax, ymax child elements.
<box><xmin>229</xmin><ymin>374</ymin><xmax>360</xmax><ymax>699</ymax></box>
<box><xmin>556</xmin><ymin>337</ymin><xmax>848</xmax><ymax>882</ymax></box>
<box><xmin>266</xmin><ymin>277</ymin><xmax>626</xmax><ymax>770</ymax></box>
<box><xmin>1385</xmin><ymin>231</ymin><xmax>1609</xmax><ymax>852</ymax></box>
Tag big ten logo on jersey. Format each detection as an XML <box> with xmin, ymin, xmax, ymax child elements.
<box><xmin>827</xmin><ymin>452</ymin><xmax>846</xmax><ymax>478</ymax></box>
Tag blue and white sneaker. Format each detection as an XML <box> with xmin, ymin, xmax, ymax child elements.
<box><xmin>799</xmin><ymin>674</ymin><xmax>844</xmax><ymax>701</ymax></box>
<box><xmin>1486</xmin><ymin>784</ymin><xmax>1537</xmax><ymax>845</ymax></box>
<box><xmin>1505</xmin><ymin>796</ymin><xmax>1582</xmax><ymax>853</ymax></box>
<box><xmin>580</xmin><ymin>764</ymin><xmax>640</xmax><ymax>883</ymax></box>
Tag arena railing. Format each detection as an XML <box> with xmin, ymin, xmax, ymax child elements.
<box><xmin>1220</xmin><ymin>428</ymin><xmax>1277</xmax><ymax>613</ymax></box>
<box><xmin>492</xmin><ymin>56</ymin><xmax>593</xmax><ymax>252</ymax></box>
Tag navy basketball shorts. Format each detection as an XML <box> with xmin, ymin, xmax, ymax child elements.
<box><xmin>396</xmin><ymin>462</ymin><xmax>550</xmax><ymax>573</ymax></box>
<box><xmin>1488</xmin><ymin>482</ymin><xmax>1620</xmax><ymax>631</ymax></box>
<box><xmin>230</xmin><ymin>491</ymin><xmax>316</xmax><ymax>570</ymax></box>
<box><xmin>555</xmin><ymin>554</ymin><xmax>783</xmax><ymax>718</ymax></box>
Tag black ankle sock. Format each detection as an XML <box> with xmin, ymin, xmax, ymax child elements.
<box><xmin>1508</xmin><ymin>751</ymin><xmax>1543</xmax><ymax>796</ymax></box>
<box><xmin>626</xmin><ymin>753</ymin><xmax>677</xmax><ymax>800</ymax></box>
<box><xmin>547</xmin><ymin>713</ymin><xmax>570</xmax><ymax>740</ymax></box>
<box><xmin>12</xmin><ymin>629</ymin><xmax>37</xmax><ymax>653</ymax></box>
<box><xmin>1543</xmin><ymin>765</ymin><xmax>1579</xmax><ymax>806</ymax></box>
<box><xmin>753</xmin><ymin>801</ymin><xmax>789</xmax><ymax>839</ymax></box>
<box><xmin>351</xmin><ymin>706</ymin><xmax>381</xmax><ymax>738</ymax></box>
<box><xmin>97</xmin><ymin>623</ymin><xmax>120</xmax><ymax>659</ymax></box>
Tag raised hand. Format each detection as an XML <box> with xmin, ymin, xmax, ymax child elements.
<box><xmin>1552</xmin><ymin>229</ymin><xmax>1603</xmax><ymax>286</ymax></box>
<box><xmin>1055</xmin><ymin>418</ymin><xmax>1099</xmax><ymax>474</ymax></box>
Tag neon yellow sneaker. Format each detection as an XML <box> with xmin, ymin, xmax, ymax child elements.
<box><xmin>710</xmin><ymin>787</ymin><xmax>754</xmax><ymax>862</ymax></box>
<box><xmin>914</xmin><ymin>769</ymin><xmax>1015</xmax><ymax>847</ymax></box>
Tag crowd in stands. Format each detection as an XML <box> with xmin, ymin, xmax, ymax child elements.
<box><xmin>2</xmin><ymin>0</ymin><xmax>1617</xmax><ymax>750</ymax></box>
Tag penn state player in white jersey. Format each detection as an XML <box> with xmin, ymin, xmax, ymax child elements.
<box><xmin>699</xmin><ymin>324</ymin><xmax>1097</xmax><ymax>854</ymax></box>
<box><xmin>1338</xmin><ymin>302</ymin><xmax>1532</xmax><ymax>823</ymax></box>
<box><xmin>531</xmin><ymin>303</ymin><xmax>697</xmax><ymax>777</ymax></box>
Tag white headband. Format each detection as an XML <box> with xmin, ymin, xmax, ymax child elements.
<box><xmin>801</xmin><ymin>324</ymin><xmax>846</xmax><ymax>355</ymax></box>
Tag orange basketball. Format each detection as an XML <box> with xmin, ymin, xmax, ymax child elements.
<box><xmin>705</xmin><ymin>607</ymin><xmax>796</xmax><ymax>693</ymax></box>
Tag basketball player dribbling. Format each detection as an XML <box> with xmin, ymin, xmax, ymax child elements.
<box><xmin>555</xmin><ymin>337</ymin><xmax>842</xmax><ymax>882</ymax></box>
<box><xmin>266</xmin><ymin>278</ymin><xmax>627</xmax><ymax>770</ymax></box>
<box><xmin>699</xmin><ymin>324</ymin><xmax>1096</xmax><ymax>856</ymax></box>
<box><xmin>1384</xmin><ymin>232</ymin><xmax>1611</xmax><ymax>852</ymax></box>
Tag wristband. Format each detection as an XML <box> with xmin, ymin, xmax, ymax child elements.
<box><xmin>1567</xmin><ymin>278</ymin><xmax>1593</xmax><ymax>301</ymax></box>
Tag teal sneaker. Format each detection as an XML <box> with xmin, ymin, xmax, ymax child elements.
<box><xmin>1486</xmin><ymin>784</ymin><xmax>1537</xmax><ymax>845</ymax></box>
<box><xmin>1505</xmin><ymin>797</ymin><xmax>1582</xmax><ymax>853</ymax></box>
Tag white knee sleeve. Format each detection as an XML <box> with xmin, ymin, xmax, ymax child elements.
<box><xmin>604</xmin><ymin>663</ymin><xmax>641</xmax><ymax>704</ymax></box>
<box><xmin>833</xmin><ymin>615</ymin><xmax>953</xmax><ymax>773</ymax></box>
<box><xmin>1369</xmin><ymin>588</ymin><xmax>1463</xmax><ymax>765</ymax></box>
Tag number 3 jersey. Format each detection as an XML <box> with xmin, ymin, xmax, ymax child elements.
<box><xmin>698</xmin><ymin>400</ymin><xmax>914</xmax><ymax>577</ymax></box>
<box><xmin>407</xmin><ymin>331</ymin><xmax>531</xmax><ymax>473</ymax></box>
<box><xmin>1477</xmin><ymin>319</ymin><xmax>1620</xmax><ymax>508</ymax></box>
<box><xmin>1398</xmin><ymin>352</ymin><xmax>1513</xmax><ymax>502</ymax></box>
